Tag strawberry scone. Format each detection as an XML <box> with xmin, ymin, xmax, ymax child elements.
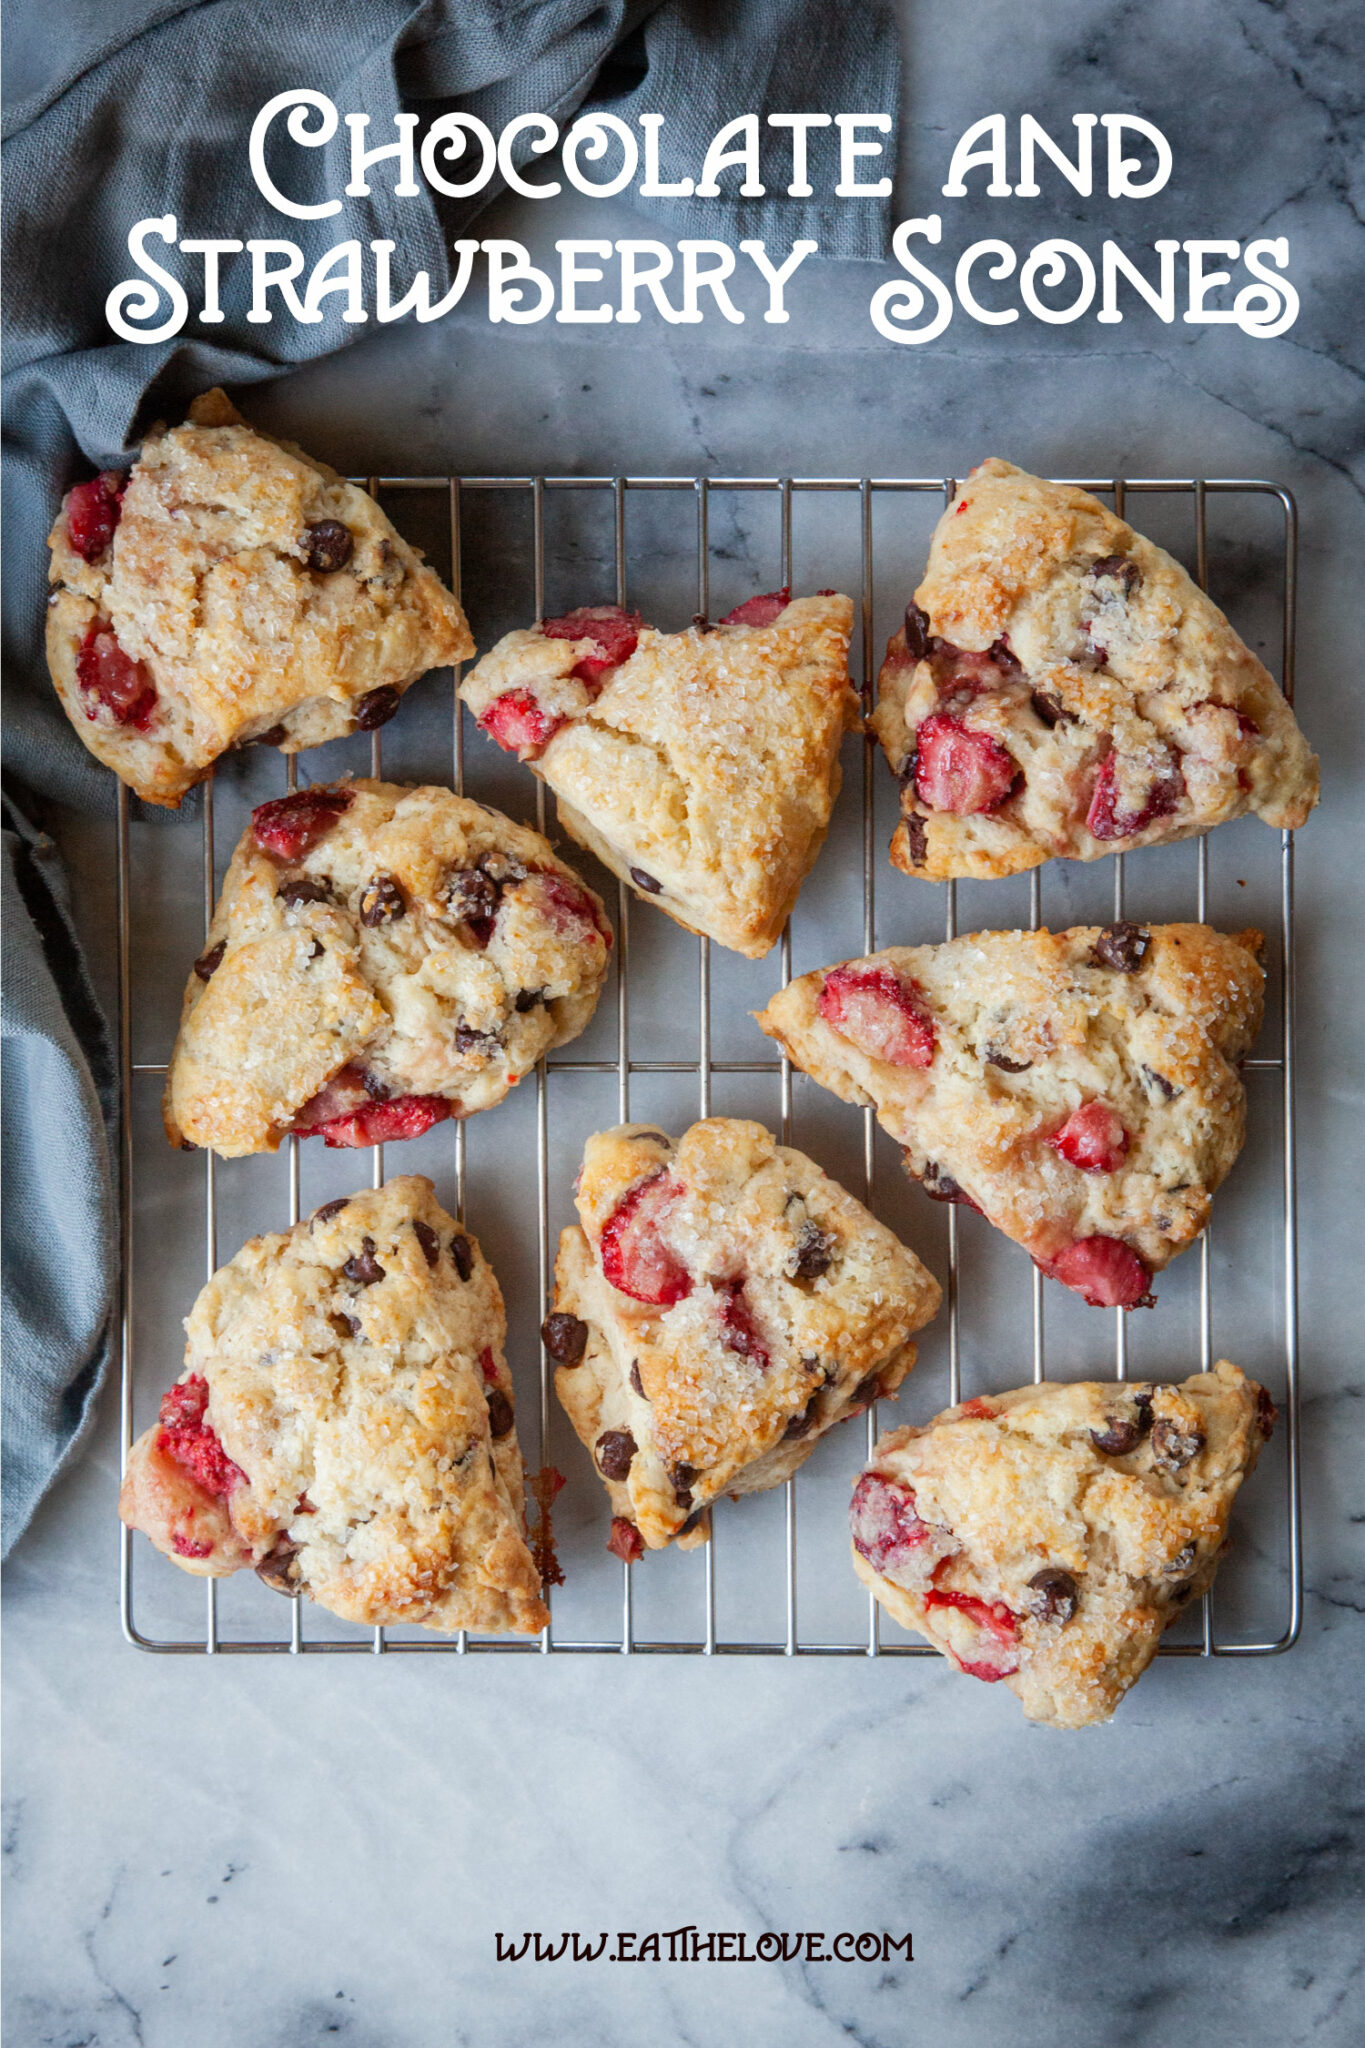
<box><xmin>163</xmin><ymin>780</ymin><xmax>610</xmax><ymax>1157</ymax></box>
<box><xmin>851</xmin><ymin>1362</ymin><xmax>1274</xmax><ymax>1725</ymax></box>
<box><xmin>755</xmin><ymin>923</ymin><xmax>1265</xmax><ymax>1309</ymax></box>
<box><xmin>459</xmin><ymin>590</ymin><xmax>856</xmax><ymax>956</ymax></box>
<box><xmin>547</xmin><ymin>1118</ymin><xmax>941</xmax><ymax>1555</ymax></box>
<box><xmin>872</xmin><ymin>460</ymin><xmax>1318</xmax><ymax>880</ymax></box>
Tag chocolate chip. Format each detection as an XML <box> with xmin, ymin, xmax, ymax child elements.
<box><xmin>193</xmin><ymin>940</ymin><xmax>225</xmax><ymax>982</ymax></box>
<box><xmin>329</xmin><ymin>1311</ymin><xmax>361</xmax><ymax>1341</ymax></box>
<box><xmin>1091</xmin><ymin>1417</ymin><xmax>1141</xmax><ymax>1456</ymax></box>
<box><xmin>250</xmin><ymin>723</ymin><xmax>289</xmax><ymax>748</ymax></box>
<box><xmin>361</xmin><ymin>1070</ymin><xmax>389</xmax><ymax>1100</ymax></box>
<box><xmin>903</xmin><ymin>601</ymin><xmax>932</xmax><ymax>661</ymax></box>
<box><xmin>342</xmin><ymin>1238</ymin><xmax>384</xmax><ymax>1286</ymax></box>
<box><xmin>355</xmin><ymin>684</ymin><xmax>401</xmax><ymax>731</ymax></box>
<box><xmin>679</xmin><ymin>1507</ymin><xmax>708</xmax><ymax>1536</ymax></box>
<box><xmin>1164</xmin><ymin>1543</ymin><xmax>1196</xmax><ymax>1576</ymax></box>
<box><xmin>447</xmin><ymin>867</ymin><xmax>499</xmax><ymax>926</ymax></box>
<box><xmin>903</xmin><ymin>814</ymin><xmax>928</xmax><ymax>867</ymax></box>
<box><xmin>1026</xmin><ymin>1568</ymin><xmax>1078</xmax><ymax>1623</ymax></box>
<box><xmin>1142</xmin><ymin>1065</ymin><xmax>1179</xmax><ymax>1102</ymax></box>
<box><xmin>630</xmin><ymin>867</ymin><xmax>662</xmax><ymax>894</ymax></box>
<box><xmin>303</xmin><ymin>519</ymin><xmax>354</xmax><ymax>573</ymax></box>
<box><xmin>1091</xmin><ymin>920</ymin><xmax>1150</xmax><ymax>973</ymax></box>
<box><xmin>308</xmin><ymin>940</ymin><xmax>325</xmax><ymax>960</ymax></box>
<box><xmin>596</xmin><ymin>1429</ymin><xmax>637</xmax><ymax>1481</ymax></box>
<box><xmin>449</xmin><ymin>1233</ymin><xmax>473</xmax><ymax>1282</ymax></box>
<box><xmin>629</xmin><ymin>1362</ymin><xmax>646</xmax><ymax>1398</ymax></box>
<box><xmin>784</xmin><ymin>1397</ymin><xmax>820</xmax><ymax>1440</ymax></box>
<box><xmin>852</xmin><ymin>1375</ymin><xmax>883</xmax><ymax>1409</ymax></box>
<box><xmin>455</xmin><ymin>1023</ymin><xmax>498</xmax><ymax>1054</ymax></box>
<box><xmin>1029</xmin><ymin>690</ymin><xmax>1068</xmax><ymax>728</ymax></box>
<box><xmin>921</xmin><ymin>1161</ymin><xmax>967</xmax><ymax>1204</ymax></box>
<box><xmin>515</xmin><ymin>987</ymin><xmax>546</xmax><ymax>1013</ymax></box>
<box><xmin>542</xmin><ymin>1312</ymin><xmax>588</xmax><ymax>1364</ymax></box>
<box><xmin>1090</xmin><ymin>553</ymin><xmax>1142</xmax><ymax>596</ymax></box>
<box><xmin>312</xmin><ymin>1198</ymin><xmax>349</xmax><ymax>1227</ymax></box>
<box><xmin>256</xmin><ymin>1535</ymin><xmax>303</xmax><ymax>1595</ymax></box>
<box><xmin>789</xmin><ymin>1219</ymin><xmax>835</xmax><ymax>1281</ymax></box>
<box><xmin>982</xmin><ymin>1043</ymin><xmax>1031</xmax><ymax>1073</ymax></box>
<box><xmin>1256</xmin><ymin>1386</ymin><xmax>1277</xmax><ymax>1440</ymax></box>
<box><xmin>177</xmin><ymin>1139</ymin><xmax>200</xmax><ymax>1153</ymax></box>
<box><xmin>486</xmin><ymin>1389</ymin><xmax>514</xmax><ymax>1439</ymax></box>
<box><xmin>670</xmin><ymin>1461</ymin><xmax>697</xmax><ymax>1508</ymax></box>
<box><xmin>359</xmin><ymin>875</ymin><xmax>405</xmax><ymax>927</ymax></box>
<box><xmin>1151</xmin><ymin>1417</ymin><xmax>1206</xmax><ymax>1472</ymax></box>
<box><xmin>278</xmin><ymin>876</ymin><xmax>334</xmax><ymax>909</ymax></box>
<box><xmin>413</xmin><ymin>1219</ymin><xmax>439</xmax><ymax>1267</ymax></box>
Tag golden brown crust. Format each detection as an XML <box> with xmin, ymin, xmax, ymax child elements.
<box><xmin>754</xmin><ymin>924</ymin><xmax>1265</xmax><ymax>1291</ymax></box>
<box><xmin>851</xmin><ymin>1362</ymin><xmax>1272</xmax><ymax>1726</ymax></box>
<box><xmin>46</xmin><ymin>389</ymin><xmax>473</xmax><ymax>806</ymax></box>
<box><xmin>872</xmin><ymin>459</ymin><xmax>1318</xmax><ymax>880</ymax></box>
<box><xmin>458</xmin><ymin>595</ymin><xmax>858</xmax><ymax>956</ymax></box>
<box><xmin>117</xmin><ymin>1177</ymin><xmax>548</xmax><ymax>1634</ymax></box>
<box><xmin>551</xmin><ymin>1119</ymin><xmax>941</xmax><ymax>1549</ymax></box>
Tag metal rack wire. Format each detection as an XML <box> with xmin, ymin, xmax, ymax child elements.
<box><xmin>118</xmin><ymin>474</ymin><xmax>1302</xmax><ymax>1659</ymax></box>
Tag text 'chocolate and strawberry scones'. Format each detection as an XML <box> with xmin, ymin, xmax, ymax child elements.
<box><xmin>850</xmin><ymin>1363</ymin><xmax>1274</xmax><ymax>1726</ymax></box>
<box><xmin>871</xmin><ymin>460</ymin><xmax>1318</xmax><ymax>880</ymax></box>
<box><xmin>118</xmin><ymin>1177</ymin><xmax>548</xmax><ymax>1634</ymax></box>
<box><xmin>755</xmin><ymin>923</ymin><xmax>1265</xmax><ymax>1309</ymax></box>
<box><xmin>459</xmin><ymin>591</ymin><xmax>857</xmax><ymax>956</ymax></box>
<box><xmin>46</xmin><ymin>388</ymin><xmax>472</xmax><ymax>806</ymax></box>
<box><xmin>163</xmin><ymin>780</ymin><xmax>611</xmax><ymax>1157</ymax></box>
<box><xmin>548</xmin><ymin>1119</ymin><xmax>941</xmax><ymax>1555</ymax></box>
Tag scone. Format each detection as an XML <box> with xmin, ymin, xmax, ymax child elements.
<box><xmin>547</xmin><ymin>1118</ymin><xmax>942</xmax><ymax>1554</ymax></box>
<box><xmin>163</xmin><ymin>779</ymin><xmax>611</xmax><ymax>1157</ymax></box>
<box><xmin>458</xmin><ymin>590</ymin><xmax>857</xmax><ymax>956</ymax></box>
<box><xmin>871</xmin><ymin>459</ymin><xmax>1318</xmax><ymax>879</ymax></box>
<box><xmin>46</xmin><ymin>388</ymin><xmax>473</xmax><ymax>806</ymax></box>
<box><xmin>755</xmin><ymin>923</ymin><xmax>1265</xmax><ymax>1308</ymax></box>
<box><xmin>851</xmin><ymin>1362</ymin><xmax>1274</xmax><ymax>1726</ymax></box>
<box><xmin>118</xmin><ymin>1177</ymin><xmax>548</xmax><ymax>1634</ymax></box>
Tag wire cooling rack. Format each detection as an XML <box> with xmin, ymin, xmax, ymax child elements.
<box><xmin>118</xmin><ymin>474</ymin><xmax>1302</xmax><ymax>1659</ymax></box>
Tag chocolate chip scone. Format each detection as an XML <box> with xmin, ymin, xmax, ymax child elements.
<box><xmin>118</xmin><ymin>1177</ymin><xmax>548</xmax><ymax>1634</ymax></box>
<box><xmin>547</xmin><ymin>1118</ymin><xmax>941</xmax><ymax>1555</ymax></box>
<box><xmin>755</xmin><ymin>922</ymin><xmax>1265</xmax><ymax>1309</ymax></box>
<box><xmin>163</xmin><ymin>779</ymin><xmax>611</xmax><ymax>1157</ymax></box>
<box><xmin>46</xmin><ymin>388</ymin><xmax>473</xmax><ymax>806</ymax></box>
<box><xmin>871</xmin><ymin>459</ymin><xmax>1318</xmax><ymax>880</ymax></box>
<box><xmin>851</xmin><ymin>1362</ymin><xmax>1274</xmax><ymax>1726</ymax></box>
<box><xmin>459</xmin><ymin>590</ymin><xmax>857</xmax><ymax>957</ymax></box>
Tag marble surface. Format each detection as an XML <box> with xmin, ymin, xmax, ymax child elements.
<box><xmin>6</xmin><ymin>2</ymin><xmax>1365</xmax><ymax>2042</ymax></box>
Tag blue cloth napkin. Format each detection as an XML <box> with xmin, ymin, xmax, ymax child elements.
<box><xmin>0</xmin><ymin>0</ymin><xmax>900</xmax><ymax>1552</ymax></box>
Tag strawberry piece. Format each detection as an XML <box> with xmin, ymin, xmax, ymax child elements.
<box><xmin>923</xmin><ymin>1588</ymin><xmax>1021</xmax><ymax>1680</ymax></box>
<box><xmin>527</xmin><ymin>869</ymin><xmax>613</xmax><ymax>947</ymax></box>
<box><xmin>600</xmin><ymin>1172</ymin><xmax>692</xmax><ymax>1306</ymax></box>
<box><xmin>170</xmin><ymin>1533</ymin><xmax>214</xmax><ymax>1560</ymax></box>
<box><xmin>311</xmin><ymin>1095</ymin><xmax>451</xmax><ymax>1150</ymax></box>
<box><xmin>159</xmin><ymin>1376</ymin><xmax>209</xmax><ymax>1431</ymax></box>
<box><xmin>719</xmin><ymin>588</ymin><xmax>790</xmax><ymax>627</ymax></box>
<box><xmin>850</xmin><ymin>1472</ymin><xmax>935</xmax><ymax>1575</ymax></box>
<box><xmin>66</xmin><ymin>472</ymin><xmax>125</xmax><ymax>562</ymax></box>
<box><xmin>479</xmin><ymin>688</ymin><xmax>565</xmax><ymax>758</ymax></box>
<box><xmin>252</xmin><ymin>786</ymin><xmax>353</xmax><ymax>861</ymax></box>
<box><xmin>157</xmin><ymin>1374</ymin><xmax>244</xmax><ymax>1499</ymax></box>
<box><xmin>542</xmin><ymin>605</ymin><xmax>643</xmax><ymax>688</ymax></box>
<box><xmin>291</xmin><ymin>1065</ymin><xmax>374</xmax><ymax>1132</ymax></box>
<box><xmin>819</xmin><ymin>965</ymin><xmax>936</xmax><ymax>1068</ymax></box>
<box><xmin>1048</xmin><ymin>1101</ymin><xmax>1129</xmax><ymax>1174</ymax></box>
<box><xmin>959</xmin><ymin>1398</ymin><xmax>997</xmax><ymax>1419</ymax></box>
<box><xmin>718</xmin><ymin>1280</ymin><xmax>769</xmax><ymax>1371</ymax></box>
<box><xmin>607</xmin><ymin>1517</ymin><xmax>645</xmax><ymax>1563</ymax></box>
<box><xmin>479</xmin><ymin>1346</ymin><xmax>499</xmax><ymax>1385</ymax></box>
<box><xmin>1086</xmin><ymin>749</ymin><xmax>1184</xmax><ymax>840</ymax></box>
<box><xmin>76</xmin><ymin>624</ymin><xmax>157</xmax><ymax>730</ymax></box>
<box><xmin>1046</xmin><ymin>1236</ymin><xmax>1154</xmax><ymax>1308</ymax></box>
<box><xmin>913</xmin><ymin>713</ymin><xmax>1017</xmax><ymax>814</ymax></box>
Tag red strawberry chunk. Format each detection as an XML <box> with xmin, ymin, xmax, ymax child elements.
<box><xmin>526</xmin><ymin>869</ymin><xmax>613</xmax><ymax>947</ymax></box>
<box><xmin>959</xmin><ymin>1398</ymin><xmax>997</xmax><ymax>1419</ymax></box>
<box><xmin>66</xmin><ymin>472</ymin><xmax>125</xmax><ymax>561</ymax></box>
<box><xmin>600</xmin><ymin>1172</ymin><xmax>692</xmax><ymax>1306</ymax></box>
<box><xmin>291</xmin><ymin>1065</ymin><xmax>374</xmax><ymax>1133</ymax></box>
<box><xmin>479</xmin><ymin>1346</ymin><xmax>499</xmax><ymax>1385</ymax></box>
<box><xmin>252</xmin><ymin>787</ymin><xmax>353</xmax><ymax>860</ymax></box>
<box><xmin>718</xmin><ymin>1280</ymin><xmax>769</xmax><ymax>1371</ymax></box>
<box><xmin>157</xmin><ymin>1374</ymin><xmax>244</xmax><ymax>1499</ymax></box>
<box><xmin>542</xmin><ymin>605</ymin><xmax>643</xmax><ymax>688</ymax></box>
<box><xmin>311</xmin><ymin>1095</ymin><xmax>451</xmax><ymax>1150</ymax></box>
<box><xmin>850</xmin><ymin>1472</ymin><xmax>935</xmax><ymax>1576</ymax></box>
<box><xmin>923</xmin><ymin>1588</ymin><xmax>1021</xmax><ymax>1679</ymax></box>
<box><xmin>1086</xmin><ymin>749</ymin><xmax>1184</xmax><ymax>840</ymax></box>
<box><xmin>819</xmin><ymin>965</ymin><xmax>936</xmax><ymax>1068</ymax></box>
<box><xmin>171</xmin><ymin>1533</ymin><xmax>214</xmax><ymax>1560</ymax></box>
<box><xmin>76</xmin><ymin>624</ymin><xmax>157</xmax><ymax>730</ymax></box>
<box><xmin>480</xmin><ymin>688</ymin><xmax>565</xmax><ymax>758</ymax></box>
<box><xmin>1048</xmin><ymin>1101</ymin><xmax>1129</xmax><ymax>1174</ymax></box>
<box><xmin>607</xmin><ymin>1516</ymin><xmax>645</xmax><ymax>1562</ymax></box>
<box><xmin>913</xmin><ymin>713</ymin><xmax>1017</xmax><ymax>814</ymax></box>
<box><xmin>1046</xmin><ymin>1236</ymin><xmax>1153</xmax><ymax>1308</ymax></box>
<box><xmin>719</xmin><ymin>588</ymin><xmax>790</xmax><ymax>627</ymax></box>
<box><xmin>159</xmin><ymin>1375</ymin><xmax>209</xmax><ymax>1431</ymax></box>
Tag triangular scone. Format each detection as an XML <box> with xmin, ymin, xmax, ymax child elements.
<box><xmin>546</xmin><ymin>1119</ymin><xmax>941</xmax><ymax>1554</ymax></box>
<box><xmin>851</xmin><ymin>1362</ymin><xmax>1274</xmax><ymax>1726</ymax></box>
<box><xmin>459</xmin><ymin>591</ymin><xmax>857</xmax><ymax>956</ymax></box>
<box><xmin>755</xmin><ymin>923</ymin><xmax>1264</xmax><ymax>1308</ymax></box>
<box><xmin>46</xmin><ymin>388</ymin><xmax>473</xmax><ymax>806</ymax></box>
<box><xmin>870</xmin><ymin>459</ymin><xmax>1318</xmax><ymax>880</ymax></box>
<box><xmin>118</xmin><ymin>1177</ymin><xmax>549</xmax><ymax>1635</ymax></box>
<box><xmin>163</xmin><ymin>779</ymin><xmax>611</xmax><ymax>1158</ymax></box>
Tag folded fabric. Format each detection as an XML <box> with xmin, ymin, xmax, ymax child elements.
<box><xmin>0</xmin><ymin>0</ymin><xmax>902</xmax><ymax>1551</ymax></box>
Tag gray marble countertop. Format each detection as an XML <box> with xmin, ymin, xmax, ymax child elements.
<box><xmin>5</xmin><ymin>4</ymin><xmax>1364</xmax><ymax>2043</ymax></box>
